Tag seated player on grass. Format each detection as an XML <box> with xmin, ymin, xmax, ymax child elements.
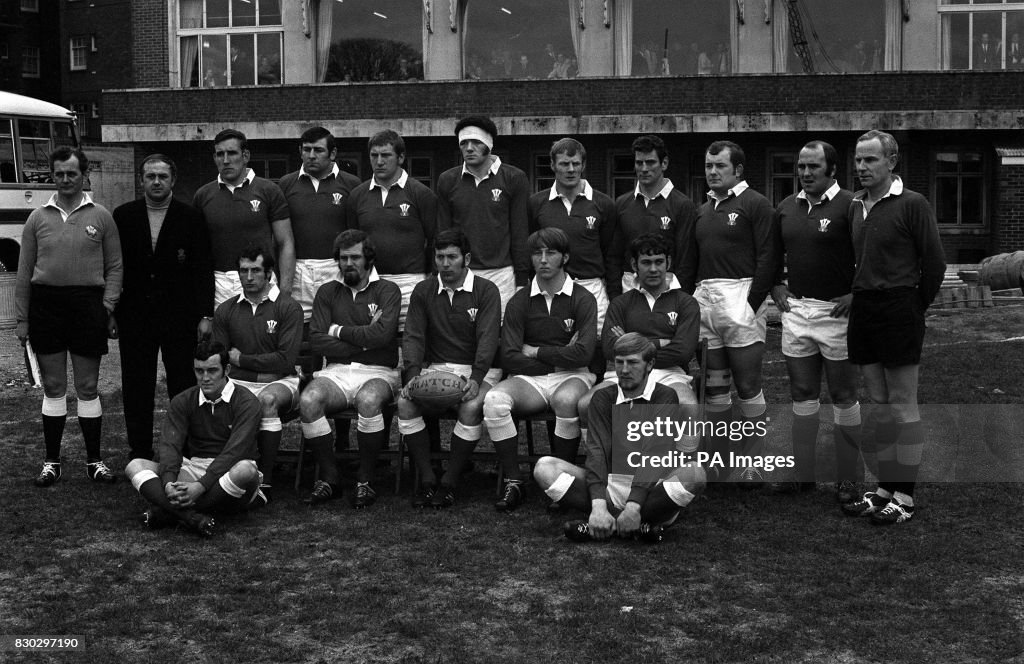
<box><xmin>482</xmin><ymin>227</ymin><xmax>597</xmax><ymax>512</ymax></box>
<box><xmin>533</xmin><ymin>333</ymin><xmax>705</xmax><ymax>543</ymax></box>
<box><xmin>213</xmin><ymin>245</ymin><xmax>303</xmax><ymax>503</ymax></box>
<box><xmin>397</xmin><ymin>230</ymin><xmax>502</xmax><ymax>509</ymax></box>
<box><xmin>125</xmin><ymin>339</ymin><xmax>265</xmax><ymax>537</ymax></box>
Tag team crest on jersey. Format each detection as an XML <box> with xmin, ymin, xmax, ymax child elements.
<box><xmin>818</xmin><ymin>218</ymin><xmax>831</xmax><ymax>233</ymax></box>
<box><xmin>660</xmin><ymin>216</ymin><xmax>672</xmax><ymax>230</ymax></box>
<box><xmin>491</xmin><ymin>189</ymin><xmax>503</xmax><ymax>202</ymax></box>
<box><xmin>266</xmin><ymin>319</ymin><xmax>278</xmax><ymax>334</ymax></box>
<box><xmin>250</xmin><ymin>200</ymin><xmax>262</xmax><ymax>213</ymax></box>
<box><xmin>332</xmin><ymin>193</ymin><xmax>343</xmax><ymax>206</ymax></box>
<box><xmin>585</xmin><ymin>216</ymin><xmax>597</xmax><ymax>230</ymax></box>
<box><xmin>667</xmin><ymin>311</ymin><xmax>678</xmax><ymax>327</ymax></box>
<box><xmin>727</xmin><ymin>212</ymin><xmax>739</xmax><ymax>226</ymax></box>
<box><xmin>85</xmin><ymin>225</ymin><xmax>97</xmax><ymax>238</ymax></box>
<box><xmin>367</xmin><ymin>303</ymin><xmax>379</xmax><ymax>317</ymax></box>
<box><xmin>399</xmin><ymin>203</ymin><xmax>410</xmax><ymax>217</ymax></box>
<box><xmin>563</xmin><ymin>319</ymin><xmax>575</xmax><ymax>333</ymax></box>
<box><xmin>467</xmin><ymin>308</ymin><xmax>478</xmax><ymax>322</ymax></box>
<box><xmin>177</xmin><ymin>248</ymin><xmax>186</xmax><ymax>263</ymax></box>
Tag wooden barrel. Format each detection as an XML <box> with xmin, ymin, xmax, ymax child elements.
<box><xmin>979</xmin><ymin>252</ymin><xmax>1024</xmax><ymax>291</ymax></box>
<box><xmin>0</xmin><ymin>271</ymin><xmax>17</xmax><ymax>330</ymax></box>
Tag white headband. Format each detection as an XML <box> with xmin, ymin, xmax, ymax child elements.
<box><xmin>458</xmin><ymin>127</ymin><xmax>494</xmax><ymax>150</ymax></box>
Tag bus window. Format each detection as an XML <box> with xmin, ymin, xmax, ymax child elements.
<box><xmin>0</xmin><ymin>119</ymin><xmax>15</xmax><ymax>183</ymax></box>
<box><xmin>19</xmin><ymin>118</ymin><xmax>54</xmax><ymax>184</ymax></box>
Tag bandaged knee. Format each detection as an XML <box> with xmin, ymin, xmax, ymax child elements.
<box><xmin>834</xmin><ymin>402</ymin><xmax>861</xmax><ymax>426</ymax></box>
<box><xmin>77</xmin><ymin>397</ymin><xmax>102</xmax><ymax>418</ymax></box>
<box><xmin>483</xmin><ymin>391</ymin><xmax>517</xmax><ymax>440</ymax></box>
<box><xmin>357</xmin><ymin>413</ymin><xmax>385</xmax><ymax>434</ymax></box>
<box><xmin>42</xmin><ymin>394</ymin><xmax>67</xmax><ymax>417</ymax></box>
<box><xmin>793</xmin><ymin>399</ymin><xmax>820</xmax><ymax>417</ymax></box>
<box><xmin>554</xmin><ymin>416</ymin><xmax>580</xmax><ymax>439</ymax></box>
<box><xmin>544</xmin><ymin>471</ymin><xmax>575</xmax><ymax>502</ymax></box>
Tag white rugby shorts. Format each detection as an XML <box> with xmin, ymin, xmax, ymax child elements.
<box><xmin>314</xmin><ymin>362</ymin><xmax>401</xmax><ymax>402</ymax></box>
<box><xmin>781</xmin><ymin>296</ymin><xmax>849</xmax><ymax>361</ymax></box>
<box><xmin>693</xmin><ymin>278</ymin><xmax>767</xmax><ymax>350</ymax></box>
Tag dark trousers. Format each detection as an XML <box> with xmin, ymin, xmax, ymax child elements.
<box><xmin>119</xmin><ymin>318</ymin><xmax>196</xmax><ymax>458</ymax></box>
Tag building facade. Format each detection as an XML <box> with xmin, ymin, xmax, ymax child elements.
<box><xmin>102</xmin><ymin>0</ymin><xmax>1024</xmax><ymax>262</ymax></box>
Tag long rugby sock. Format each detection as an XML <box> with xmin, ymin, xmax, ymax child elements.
<box><xmin>42</xmin><ymin>415</ymin><xmax>66</xmax><ymax>461</ymax></box>
<box><xmin>356</xmin><ymin>428</ymin><xmax>388</xmax><ymax>484</ymax></box>
<box><xmin>402</xmin><ymin>427</ymin><xmax>435</xmax><ymax>486</ymax></box>
<box><xmin>738</xmin><ymin>391</ymin><xmax>768</xmax><ymax>463</ymax></box>
<box><xmin>874</xmin><ymin>417</ymin><xmax>899</xmax><ymax>495</ymax></box>
<box><xmin>833</xmin><ymin>403</ymin><xmax>863</xmax><ymax>483</ymax></box>
<box><xmin>895</xmin><ymin>420</ymin><xmax>924</xmax><ymax>499</ymax></box>
<box><xmin>492</xmin><ymin>436</ymin><xmax>522</xmax><ymax>482</ymax></box>
<box><xmin>550</xmin><ymin>436</ymin><xmax>581</xmax><ymax>463</ymax></box>
<box><xmin>257</xmin><ymin>426</ymin><xmax>282</xmax><ymax>486</ymax></box>
<box><xmin>302</xmin><ymin>421</ymin><xmax>339</xmax><ymax>485</ymax></box>
<box><xmin>442</xmin><ymin>429</ymin><xmax>481</xmax><ymax>488</ymax></box>
<box><xmin>703</xmin><ymin>394</ymin><xmax>733</xmax><ymax>481</ymax></box>
<box><xmin>77</xmin><ymin>397</ymin><xmax>103</xmax><ymax>460</ymax></box>
<box><xmin>791</xmin><ymin>401</ymin><xmax>820</xmax><ymax>484</ymax></box>
<box><xmin>640</xmin><ymin>485</ymin><xmax>682</xmax><ymax>526</ymax></box>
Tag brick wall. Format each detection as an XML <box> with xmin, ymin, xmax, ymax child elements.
<box><xmin>132</xmin><ymin>0</ymin><xmax>168</xmax><ymax>89</ymax></box>
<box><xmin>996</xmin><ymin>164</ymin><xmax>1024</xmax><ymax>254</ymax></box>
<box><xmin>104</xmin><ymin>71</ymin><xmax>1024</xmax><ymax>126</ymax></box>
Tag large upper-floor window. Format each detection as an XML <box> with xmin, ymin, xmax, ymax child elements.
<box><xmin>464</xmin><ymin>1</ymin><xmax>573</xmax><ymax>79</ymax></box>
<box><xmin>782</xmin><ymin>0</ymin><xmax>887</xmax><ymax>73</ymax></box>
<box><xmin>631</xmin><ymin>0</ymin><xmax>731</xmax><ymax>76</ymax></box>
<box><xmin>941</xmin><ymin>0</ymin><xmax>1024</xmax><ymax>69</ymax></box>
<box><xmin>178</xmin><ymin>0</ymin><xmax>283</xmax><ymax>87</ymax></box>
<box><xmin>322</xmin><ymin>0</ymin><xmax>423</xmax><ymax>83</ymax></box>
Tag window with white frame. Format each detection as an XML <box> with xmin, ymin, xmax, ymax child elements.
<box><xmin>177</xmin><ymin>0</ymin><xmax>283</xmax><ymax>87</ymax></box>
<box><xmin>70</xmin><ymin>36</ymin><xmax>89</xmax><ymax>71</ymax></box>
<box><xmin>933</xmin><ymin>150</ymin><xmax>986</xmax><ymax>226</ymax></box>
<box><xmin>940</xmin><ymin>0</ymin><xmax>1024</xmax><ymax>70</ymax></box>
<box><xmin>71</xmin><ymin>104</ymin><xmax>90</xmax><ymax>137</ymax></box>
<box><xmin>22</xmin><ymin>47</ymin><xmax>39</xmax><ymax>78</ymax></box>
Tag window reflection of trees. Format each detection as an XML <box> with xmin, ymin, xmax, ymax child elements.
<box><xmin>324</xmin><ymin>0</ymin><xmax>423</xmax><ymax>83</ymax></box>
<box><xmin>328</xmin><ymin>39</ymin><xmax>423</xmax><ymax>83</ymax></box>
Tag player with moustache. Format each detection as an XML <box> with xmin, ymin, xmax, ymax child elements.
<box><xmin>300</xmin><ymin>230</ymin><xmax>401</xmax><ymax>508</ymax></box>
<box><xmin>397</xmin><ymin>230</ymin><xmax>502</xmax><ymax>508</ymax></box>
<box><xmin>841</xmin><ymin>130</ymin><xmax>945</xmax><ymax>525</ymax></box>
<box><xmin>578</xmin><ymin>233</ymin><xmax>701</xmax><ymax>460</ymax></box>
<box><xmin>678</xmin><ymin>140</ymin><xmax>779</xmax><ymax>485</ymax></box>
<box><xmin>614</xmin><ymin>135</ymin><xmax>698</xmax><ymax>292</ymax></box>
<box><xmin>534</xmin><ymin>333</ymin><xmax>705</xmax><ymax>543</ymax></box>
<box><xmin>436</xmin><ymin>115</ymin><xmax>530</xmax><ymax>312</ymax></box>
<box><xmin>483</xmin><ymin>228</ymin><xmax>597</xmax><ymax>512</ymax></box>
<box><xmin>213</xmin><ymin>245</ymin><xmax>303</xmax><ymax>502</ymax></box>
<box><xmin>345</xmin><ymin>129</ymin><xmax>438</xmax><ymax>331</ymax></box>
<box><xmin>111</xmin><ymin>154</ymin><xmax>214</xmax><ymax>461</ymax></box>
<box><xmin>125</xmin><ymin>339</ymin><xmax>265</xmax><ymax>537</ymax></box>
<box><xmin>192</xmin><ymin>128</ymin><xmax>294</xmax><ymax>307</ymax></box>
<box><xmin>278</xmin><ymin>126</ymin><xmax>361</xmax><ymax>322</ymax></box>
<box><xmin>528</xmin><ymin>137</ymin><xmax>621</xmax><ymax>334</ymax></box>
<box><xmin>770</xmin><ymin>141</ymin><xmax>862</xmax><ymax>501</ymax></box>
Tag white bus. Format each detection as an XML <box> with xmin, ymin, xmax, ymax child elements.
<box><xmin>0</xmin><ymin>90</ymin><xmax>80</xmax><ymax>272</ymax></box>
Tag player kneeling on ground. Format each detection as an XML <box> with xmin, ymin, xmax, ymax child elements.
<box><xmin>483</xmin><ymin>227</ymin><xmax>597</xmax><ymax>512</ymax></box>
<box><xmin>534</xmin><ymin>333</ymin><xmax>704</xmax><ymax>542</ymax></box>
<box><xmin>397</xmin><ymin>230</ymin><xmax>502</xmax><ymax>508</ymax></box>
<box><xmin>125</xmin><ymin>340</ymin><xmax>265</xmax><ymax>537</ymax></box>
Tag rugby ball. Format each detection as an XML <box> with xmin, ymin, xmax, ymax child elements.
<box><xmin>409</xmin><ymin>371</ymin><xmax>466</xmax><ymax>412</ymax></box>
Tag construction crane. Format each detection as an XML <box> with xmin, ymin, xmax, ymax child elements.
<box><xmin>785</xmin><ymin>0</ymin><xmax>815</xmax><ymax>73</ymax></box>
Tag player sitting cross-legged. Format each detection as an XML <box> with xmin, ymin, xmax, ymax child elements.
<box><xmin>534</xmin><ymin>332</ymin><xmax>705</xmax><ymax>543</ymax></box>
<box><xmin>397</xmin><ymin>230</ymin><xmax>502</xmax><ymax>508</ymax></box>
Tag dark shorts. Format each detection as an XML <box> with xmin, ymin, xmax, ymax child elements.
<box><xmin>848</xmin><ymin>287</ymin><xmax>925</xmax><ymax>367</ymax></box>
<box><xmin>28</xmin><ymin>285</ymin><xmax>108</xmax><ymax>356</ymax></box>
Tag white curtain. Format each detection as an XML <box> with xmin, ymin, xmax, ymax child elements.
<box><xmin>314</xmin><ymin>0</ymin><xmax>334</xmax><ymax>83</ymax></box>
<box><xmin>614</xmin><ymin>0</ymin><xmax>632</xmax><ymax>76</ymax></box>
<box><xmin>773</xmin><ymin>0</ymin><xmax>790</xmax><ymax>72</ymax></box>
<box><xmin>568</xmin><ymin>0</ymin><xmax>581</xmax><ymax>62</ymax></box>
<box><xmin>884</xmin><ymin>0</ymin><xmax>903</xmax><ymax>71</ymax></box>
<box><xmin>179</xmin><ymin>0</ymin><xmax>203</xmax><ymax>87</ymax></box>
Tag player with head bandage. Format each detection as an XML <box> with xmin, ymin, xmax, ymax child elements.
<box><xmin>397</xmin><ymin>229</ymin><xmax>502</xmax><ymax>509</ymax></box>
<box><xmin>435</xmin><ymin>115</ymin><xmax>531</xmax><ymax>313</ymax></box>
<box><xmin>483</xmin><ymin>227</ymin><xmax>598</xmax><ymax>512</ymax></box>
<box><xmin>125</xmin><ymin>339</ymin><xmax>265</xmax><ymax>537</ymax></box>
<box><xmin>534</xmin><ymin>332</ymin><xmax>705</xmax><ymax>542</ymax></box>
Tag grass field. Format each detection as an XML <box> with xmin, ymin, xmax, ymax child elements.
<box><xmin>1</xmin><ymin>307</ymin><xmax>1023</xmax><ymax>663</ymax></box>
